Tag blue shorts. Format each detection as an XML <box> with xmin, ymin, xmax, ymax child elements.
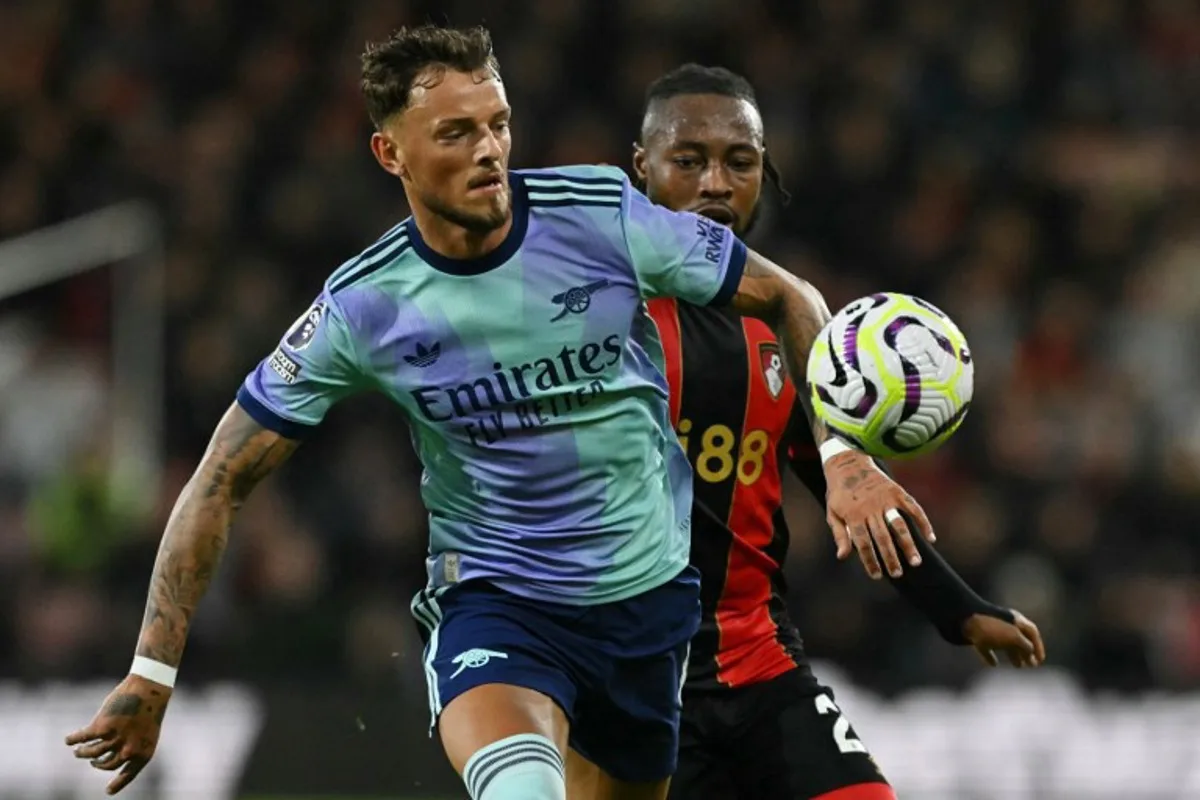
<box><xmin>411</xmin><ymin>567</ymin><xmax>701</xmax><ymax>783</ymax></box>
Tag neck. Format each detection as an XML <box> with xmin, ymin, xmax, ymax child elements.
<box><xmin>409</xmin><ymin>204</ymin><xmax>512</xmax><ymax>260</ymax></box>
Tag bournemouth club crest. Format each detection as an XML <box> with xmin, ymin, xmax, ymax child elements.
<box><xmin>759</xmin><ymin>342</ymin><xmax>787</xmax><ymax>400</ymax></box>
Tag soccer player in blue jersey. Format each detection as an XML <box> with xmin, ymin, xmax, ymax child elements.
<box><xmin>65</xmin><ymin>25</ymin><xmax>937</xmax><ymax>800</ymax></box>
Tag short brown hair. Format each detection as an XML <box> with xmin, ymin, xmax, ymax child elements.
<box><xmin>360</xmin><ymin>24</ymin><xmax>500</xmax><ymax>128</ymax></box>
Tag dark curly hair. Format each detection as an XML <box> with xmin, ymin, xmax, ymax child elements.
<box><xmin>643</xmin><ymin>63</ymin><xmax>791</xmax><ymax>205</ymax></box>
<box><xmin>360</xmin><ymin>24</ymin><xmax>500</xmax><ymax>128</ymax></box>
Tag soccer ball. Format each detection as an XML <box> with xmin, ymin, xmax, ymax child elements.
<box><xmin>806</xmin><ymin>292</ymin><xmax>973</xmax><ymax>459</ymax></box>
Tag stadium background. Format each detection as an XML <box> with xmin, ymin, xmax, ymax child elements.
<box><xmin>1</xmin><ymin>0</ymin><xmax>1198</xmax><ymax>797</ymax></box>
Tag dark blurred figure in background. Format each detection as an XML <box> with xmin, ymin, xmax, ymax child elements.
<box><xmin>0</xmin><ymin>0</ymin><xmax>1197</xmax><ymax>795</ymax></box>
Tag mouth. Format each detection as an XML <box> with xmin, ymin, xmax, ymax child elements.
<box><xmin>693</xmin><ymin>204</ymin><xmax>737</xmax><ymax>227</ymax></box>
<box><xmin>467</xmin><ymin>174</ymin><xmax>506</xmax><ymax>196</ymax></box>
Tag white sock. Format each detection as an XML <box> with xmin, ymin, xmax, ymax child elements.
<box><xmin>462</xmin><ymin>733</ymin><xmax>566</xmax><ymax>800</ymax></box>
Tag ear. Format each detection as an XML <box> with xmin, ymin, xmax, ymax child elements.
<box><xmin>370</xmin><ymin>129</ymin><xmax>408</xmax><ymax>180</ymax></box>
<box><xmin>632</xmin><ymin>142</ymin><xmax>648</xmax><ymax>182</ymax></box>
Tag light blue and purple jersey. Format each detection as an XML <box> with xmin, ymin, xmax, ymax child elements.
<box><xmin>237</xmin><ymin>165</ymin><xmax>747</xmax><ymax>604</ymax></box>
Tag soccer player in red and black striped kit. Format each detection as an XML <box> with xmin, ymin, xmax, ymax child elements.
<box><xmin>634</xmin><ymin>65</ymin><xmax>1047</xmax><ymax>800</ymax></box>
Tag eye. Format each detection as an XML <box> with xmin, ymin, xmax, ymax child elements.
<box><xmin>672</xmin><ymin>156</ymin><xmax>701</xmax><ymax>170</ymax></box>
<box><xmin>729</xmin><ymin>159</ymin><xmax>757</xmax><ymax>172</ymax></box>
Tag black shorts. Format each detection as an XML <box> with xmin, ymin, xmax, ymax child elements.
<box><xmin>670</xmin><ymin>669</ymin><xmax>894</xmax><ymax>800</ymax></box>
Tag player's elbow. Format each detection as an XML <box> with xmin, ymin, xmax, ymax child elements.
<box><xmin>782</xmin><ymin>272</ymin><xmax>831</xmax><ymax>325</ymax></box>
<box><xmin>734</xmin><ymin>272</ymin><xmax>827</xmax><ymax>328</ymax></box>
<box><xmin>731</xmin><ymin>253</ymin><xmax>830</xmax><ymax>326</ymax></box>
<box><xmin>194</xmin><ymin>403</ymin><xmax>300</xmax><ymax>505</ymax></box>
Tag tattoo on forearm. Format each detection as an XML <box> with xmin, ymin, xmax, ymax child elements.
<box><xmin>732</xmin><ymin>255</ymin><xmax>833</xmax><ymax>446</ymax></box>
<box><xmin>136</xmin><ymin>410</ymin><xmax>298</xmax><ymax>667</ymax></box>
<box><xmin>778</xmin><ymin>299</ymin><xmax>832</xmax><ymax>447</ymax></box>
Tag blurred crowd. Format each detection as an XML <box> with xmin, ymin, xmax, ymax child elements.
<box><xmin>1</xmin><ymin>0</ymin><xmax>1198</xmax><ymax>698</ymax></box>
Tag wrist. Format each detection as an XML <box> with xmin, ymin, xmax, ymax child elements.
<box><xmin>129</xmin><ymin>655</ymin><xmax>178</xmax><ymax>689</ymax></box>
<box><xmin>819</xmin><ymin>438</ymin><xmax>876</xmax><ymax>474</ymax></box>
<box><xmin>818</xmin><ymin>437</ymin><xmax>857</xmax><ymax>465</ymax></box>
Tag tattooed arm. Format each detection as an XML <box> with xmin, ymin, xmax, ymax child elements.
<box><xmin>65</xmin><ymin>402</ymin><xmax>299</xmax><ymax>794</ymax></box>
<box><xmin>730</xmin><ymin>250</ymin><xmax>935</xmax><ymax>579</ymax></box>
<box><xmin>728</xmin><ymin>251</ymin><xmax>833</xmax><ymax>447</ymax></box>
<box><xmin>136</xmin><ymin>402</ymin><xmax>299</xmax><ymax>667</ymax></box>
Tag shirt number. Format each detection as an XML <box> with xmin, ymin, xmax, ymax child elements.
<box><xmin>815</xmin><ymin>694</ymin><xmax>869</xmax><ymax>755</ymax></box>
<box><xmin>678</xmin><ymin>421</ymin><xmax>769</xmax><ymax>486</ymax></box>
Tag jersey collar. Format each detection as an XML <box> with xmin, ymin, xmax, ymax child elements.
<box><xmin>405</xmin><ymin>173</ymin><xmax>529</xmax><ymax>276</ymax></box>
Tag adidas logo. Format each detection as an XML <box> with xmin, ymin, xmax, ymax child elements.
<box><xmin>405</xmin><ymin>342</ymin><xmax>441</xmax><ymax>368</ymax></box>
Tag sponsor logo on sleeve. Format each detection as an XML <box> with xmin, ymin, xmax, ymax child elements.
<box><xmin>694</xmin><ymin>218</ymin><xmax>727</xmax><ymax>264</ymax></box>
<box><xmin>268</xmin><ymin>349</ymin><xmax>301</xmax><ymax>384</ymax></box>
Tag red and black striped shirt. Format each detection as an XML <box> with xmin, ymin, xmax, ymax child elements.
<box><xmin>649</xmin><ymin>297</ymin><xmax>819</xmax><ymax>692</ymax></box>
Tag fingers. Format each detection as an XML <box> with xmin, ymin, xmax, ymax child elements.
<box><xmin>848</xmin><ymin>520</ymin><xmax>883</xmax><ymax>579</ymax></box>
<box><xmin>65</xmin><ymin>726</ymin><xmax>107</xmax><ymax>747</ymax></box>
<box><xmin>72</xmin><ymin>736</ymin><xmax>117</xmax><ymax>760</ymax></box>
<box><xmin>899</xmin><ymin>494</ymin><xmax>936</xmax><ymax>543</ymax></box>
<box><xmin>974</xmin><ymin>645</ymin><xmax>999</xmax><ymax>667</ymax></box>
<box><xmin>107</xmin><ymin>758</ymin><xmax>147</xmax><ymax>795</ymax></box>
<box><xmin>884</xmin><ymin>508</ymin><xmax>922</xmax><ymax>568</ymax></box>
<box><xmin>866</xmin><ymin>514</ymin><xmax>903</xmax><ymax>578</ymax></box>
<box><xmin>93</xmin><ymin>748</ymin><xmax>129</xmax><ymax>771</ymax></box>
<box><xmin>828</xmin><ymin>513</ymin><xmax>852</xmax><ymax>561</ymax></box>
<box><xmin>1015</xmin><ymin>613</ymin><xmax>1047</xmax><ymax>665</ymax></box>
<box><xmin>1000</xmin><ymin>625</ymin><xmax>1037</xmax><ymax>668</ymax></box>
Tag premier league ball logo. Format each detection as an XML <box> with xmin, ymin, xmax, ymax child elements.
<box><xmin>285</xmin><ymin>302</ymin><xmax>325</xmax><ymax>352</ymax></box>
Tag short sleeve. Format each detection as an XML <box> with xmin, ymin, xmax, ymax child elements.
<box><xmin>236</xmin><ymin>292</ymin><xmax>363</xmax><ymax>439</ymax></box>
<box><xmin>620</xmin><ymin>177</ymin><xmax>747</xmax><ymax>306</ymax></box>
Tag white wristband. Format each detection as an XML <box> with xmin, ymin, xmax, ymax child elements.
<box><xmin>130</xmin><ymin>656</ymin><xmax>178</xmax><ymax>688</ymax></box>
<box><xmin>818</xmin><ymin>437</ymin><xmax>856</xmax><ymax>464</ymax></box>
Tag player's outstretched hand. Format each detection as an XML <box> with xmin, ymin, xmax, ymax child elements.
<box><xmin>963</xmin><ymin>610</ymin><xmax>1046</xmax><ymax>668</ymax></box>
<box><xmin>824</xmin><ymin>450</ymin><xmax>934</xmax><ymax>580</ymax></box>
<box><xmin>65</xmin><ymin>674</ymin><xmax>172</xmax><ymax>795</ymax></box>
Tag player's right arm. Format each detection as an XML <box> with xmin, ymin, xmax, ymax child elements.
<box><xmin>137</xmin><ymin>405</ymin><xmax>297</xmax><ymax>667</ymax></box>
<box><xmin>65</xmin><ymin>291</ymin><xmax>363</xmax><ymax>794</ymax></box>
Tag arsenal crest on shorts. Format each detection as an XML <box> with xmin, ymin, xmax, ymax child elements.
<box><xmin>759</xmin><ymin>342</ymin><xmax>787</xmax><ymax>400</ymax></box>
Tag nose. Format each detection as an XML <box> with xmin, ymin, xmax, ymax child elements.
<box><xmin>698</xmin><ymin>163</ymin><xmax>733</xmax><ymax>199</ymax></box>
<box><xmin>476</xmin><ymin>128</ymin><xmax>503</xmax><ymax>165</ymax></box>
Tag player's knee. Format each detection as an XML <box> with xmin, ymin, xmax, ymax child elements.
<box><xmin>462</xmin><ymin>733</ymin><xmax>566</xmax><ymax>800</ymax></box>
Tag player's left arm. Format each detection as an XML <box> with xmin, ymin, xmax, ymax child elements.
<box><xmin>730</xmin><ymin>249</ymin><xmax>935</xmax><ymax>580</ymax></box>
<box><xmin>784</xmin><ymin>423</ymin><xmax>1044</xmax><ymax>667</ymax></box>
<box><xmin>873</xmin><ymin>513</ymin><xmax>1044</xmax><ymax>668</ymax></box>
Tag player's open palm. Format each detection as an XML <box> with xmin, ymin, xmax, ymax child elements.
<box><xmin>963</xmin><ymin>610</ymin><xmax>1046</xmax><ymax>669</ymax></box>
<box><xmin>65</xmin><ymin>674</ymin><xmax>172</xmax><ymax>795</ymax></box>
<box><xmin>824</xmin><ymin>450</ymin><xmax>934</xmax><ymax>580</ymax></box>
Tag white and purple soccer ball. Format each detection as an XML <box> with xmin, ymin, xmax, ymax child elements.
<box><xmin>805</xmin><ymin>292</ymin><xmax>973</xmax><ymax>459</ymax></box>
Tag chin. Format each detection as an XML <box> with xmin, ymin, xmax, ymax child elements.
<box><xmin>430</xmin><ymin>191</ymin><xmax>511</xmax><ymax>234</ymax></box>
<box><xmin>463</xmin><ymin>200</ymin><xmax>509</xmax><ymax>233</ymax></box>
<box><xmin>477</xmin><ymin>193</ymin><xmax>512</xmax><ymax>228</ymax></box>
